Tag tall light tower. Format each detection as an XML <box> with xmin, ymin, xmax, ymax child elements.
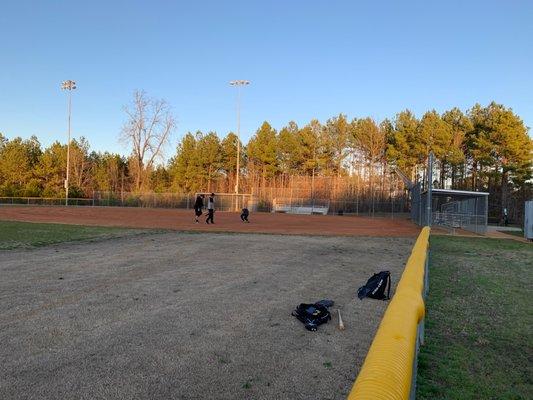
<box><xmin>61</xmin><ymin>80</ymin><xmax>76</xmax><ymax>206</ymax></box>
<box><xmin>229</xmin><ymin>80</ymin><xmax>250</xmax><ymax>196</ymax></box>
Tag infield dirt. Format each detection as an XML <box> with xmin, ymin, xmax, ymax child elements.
<box><xmin>0</xmin><ymin>205</ymin><xmax>420</xmax><ymax>237</ymax></box>
<box><xmin>1</xmin><ymin>231</ymin><xmax>414</xmax><ymax>400</ymax></box>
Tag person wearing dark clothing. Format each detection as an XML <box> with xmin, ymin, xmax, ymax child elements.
<box><xmin>503</xmin><ymin>208</ymin><xmax>509</xmax><ymax>226</ymax></box>
<box><xmin>193</xmin><ymin>194</ymin><xmax>204</xmax><ymax>223</ymax></box>
<box><xmin>240</xmin><ymin>207</ymin><xmax>250</xmax><ymax>223</ymax></box>
<box><xmin>206</xmin><ymin>193</ymin><xmax>215</xmax><ymax>224</ymax></box>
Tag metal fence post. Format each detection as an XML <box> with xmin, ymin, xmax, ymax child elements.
<box><xmin>427</xmin><ymin>152</ymin><xmax>433</xmax><ymax>227</ymax></box>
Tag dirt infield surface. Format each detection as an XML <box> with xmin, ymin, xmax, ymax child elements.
<box><xmin>0</xmin><ymin>206</ymin><xmax>420</xmax><ymax>237</ymax></box>
<box><xmin>1</xmin><ymin>231</ymin><xmax>414</xmax><ymax>400</ymax></box>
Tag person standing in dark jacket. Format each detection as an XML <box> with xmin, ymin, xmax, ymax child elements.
<box><xmin>193</xmin><ymin>194</ymin><xmax>204</xmax><ymax>223</ymax></box>
<box><xmin>206</xmin><ymin>193</ymin><xmax>215</xmax><ymax>224</ymax></box>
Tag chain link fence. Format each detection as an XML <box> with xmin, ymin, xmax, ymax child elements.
<box><xmin>0</xmin><ymin>197</ymin><xmax>95</xmax><ymax>206</ymax></box>
<box><xmin>0</xmin><ymin>191</ymin><xmax>410</xmax><ymax>218</ymax></box>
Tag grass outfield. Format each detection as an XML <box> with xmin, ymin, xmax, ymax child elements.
<box><xmin>0</xmin><ymin>220</ymin><xmax>148</xmax><ymax>250</ymax></box>
<box><xmin>417</xmin><ymin>236</ymin><xmax>533</xmax><ymax>400</ymax></box>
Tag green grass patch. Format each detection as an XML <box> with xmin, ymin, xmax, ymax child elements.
<box><xmin>417</xmin><ymin>236</ymin><xmax>533</xmax><ymax>400</ymax></box>
<box><xmin>497</xmin><ymin>230</ymin><xmax>524</xmax><ymax>238</ymax></box>
<box><xmin>0</xmin><ymin>220</ymin><xmax>150</xmax><ymax>250</ymax></box>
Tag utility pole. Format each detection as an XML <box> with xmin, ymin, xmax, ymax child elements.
<box><xmin>61</xmin><ymin>80</ymin><xmax>77</xmax><ymax>206</ymax></box>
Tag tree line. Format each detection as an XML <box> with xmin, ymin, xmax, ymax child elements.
<box><xmin>0</xmin><ymin>95</ymin><xmax>531</xmax><ymax>218</ymax></box>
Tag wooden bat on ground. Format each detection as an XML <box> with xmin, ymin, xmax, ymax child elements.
<box><xmin>337</xmin><ymin>309</ymin><xmax>345</xmax><ymax>330</ymax></box>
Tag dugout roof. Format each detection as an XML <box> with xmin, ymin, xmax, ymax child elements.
<box><xmin>421</xmin><ymin>188</ymin><xmax>489</xmax><ymax>198</ymax></box>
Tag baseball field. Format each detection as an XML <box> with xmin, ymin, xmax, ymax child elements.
<box><xmin>0</xmin><ymin>207</ymin><xmax>418</xmax><ymax>400</ymax></box>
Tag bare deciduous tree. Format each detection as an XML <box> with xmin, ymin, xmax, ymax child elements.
<box><xmin>121</xmin><ymin>90</ymin><xmax>176</xmax><ymax>191</ymax></box>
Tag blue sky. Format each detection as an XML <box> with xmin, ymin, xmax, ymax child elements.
<box><xmin>1</xmin><ymin>0</ymin><xmax>532</xmax><ymax>158</ymax></box>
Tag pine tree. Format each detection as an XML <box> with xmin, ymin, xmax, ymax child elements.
<box><xmin>324</xmin><ymin>114</ymin><xmax>350</xmax><ymax>176</ymax></box>
<box><xmin>168</xmin><ymin>132</ymin><xmax>199</xmax><ymax>192</ymax></box>
<box><xmin>442</xmin><ymin>108</ymin><xmax>472</xmax><ymax>187</ymax></box>
<box><xmin>277</xmin><ymin>121</ymin><xmax>300</xmax><ymax>174</ymax></box>
<box><xmin>468</xmin><ymin>102</ymin><xmax>532</xmax><ymax>213</ymax></box>
<box><xmin>221</xmin><ymin>132</ymin><xmax>241</xmax><ymax>189</ymax></box>
<box><xmin>247</xmin><ymin>121</ymin><xmax>278</xmax><ymax>187</ymax></box>
<box><xmin>386</xmin><ymin>110</ymin><xmax>420</xmax><ymax>178</ymax></box>
<box><xmin>196</xmin><ymin>131</ymin><xmax>223</xmax><ymax>192</ymax></box>
<box><xmin>418</xmin><ymin>110</ymin><xmax>453</xmax><ymax>187</ymax></box>
<box><xmin>35</xmin><ymin>142</ymin><xmax>67</xmax><ymax>197</ymax></box>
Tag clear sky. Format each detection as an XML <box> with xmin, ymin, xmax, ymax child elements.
<box><xmin>1</xmin><ymin>0</ymin><xmax>532</xmax><ymax>157</ymax></box>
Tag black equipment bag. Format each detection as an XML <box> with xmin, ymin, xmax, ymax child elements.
<box><xmin>357</xmin><ymin>271</ymin><xmax>391</xmax><ymax>300</ymax></box>
<box><xmin>291</xmin><ymin>302</ymin><xmax>332</xmax><ymax>331</ymax></box>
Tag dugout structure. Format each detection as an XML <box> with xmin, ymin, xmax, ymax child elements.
<box><xmin>411</xmin><ymin>185</ymin><xmax>489</xmax><ymax>234</ymax></box>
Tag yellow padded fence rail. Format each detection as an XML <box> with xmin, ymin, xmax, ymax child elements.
<box><xmin>347</xmin><ymin>226</ymin><xmax>430</xmax><ymax>400</ymax></box>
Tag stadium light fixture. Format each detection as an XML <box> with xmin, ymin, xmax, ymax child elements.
<box><xmin>229</xmin><ymin>80</ymin><xmax>250</xmax><ymax>197</ymax></box>
<box><xmin>61</xmin><ymin>80</ymin><xmax>77</xmax><ymax>206</ymax></box>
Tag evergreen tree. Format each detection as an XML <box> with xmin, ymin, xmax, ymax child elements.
<box><xmin>91</xmin><ymin>152</ymin><xmax>126</xmax><ymax>193</ymax></box>
<box><xmin>469</xmin><ymin>102</ymin><xmax>532</xmax><ymax>212</ymax></box>
<box><xmin>277</xmin><ymin>121</ymin><xmax>300</xmax><ymax>174</ymax></box>
<box><xmin>296</xmin><ymin>120</ymin><xmax>323</xmax><ymax>175</ymax></box>
<box><xmin>418</xmin><ymin>110</ymin><xmax>453</xmax><ymax>186</ymax></box>
<box><xmin>35</xmin><ymin>142</ymin><xmax>67</xmax><ymax>197</ymax></box>
<box><xmin>149</xmin><ymin>165</ymin><xmax>170</xmax><ymax>193</ymax></box>
<box><xmin>221</xmin><ymin>132</ymin><xmax>241</xmax><ymax>183</ymax></box>
<box><xmin>0</xmin><ymin>136</ymin><xmax>42</xmax><ymax>196</ymax></box>
<box><xmin>247</xmin><ymin>121</ymin><xmax>278</xmax><ymax>186</ymax></box>
<box><xmin>442</xmin><ymin>108</ymin><xmax>472</xmax><ymax>187</ymax></box>
<box><xmin>386</xmin><ymin>110</ymin><xmax>420</xmax><ymax>177</ymax></box>
<box><xmin>196</xmin><ymin>131</ymin><xmax>223</xmax><ymax>192</ymax></box>
<box><xmin>69</xmin><ymin>137</ymin><xmax>92</xmax><ymax>196</ymax></box>
<box><xmin>324</xmin><ymin>114</ymin><xmax>350</xmax><ymax>176</ymax></box>
<box><xmin>169</xmin><ymin>132</ymin><xmax>200</xmax><ymax>192</ymax></box>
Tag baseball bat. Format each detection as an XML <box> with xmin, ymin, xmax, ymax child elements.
<box><xmin>338</xmin><ymin>309</ymin><xmax>345</xmax><ymax>330</ymax></box>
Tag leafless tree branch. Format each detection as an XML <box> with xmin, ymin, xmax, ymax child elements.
<box><xmin>120</xmin><ymin>90</ymin><xmax>176</xmax><ymax>191</ymax></box>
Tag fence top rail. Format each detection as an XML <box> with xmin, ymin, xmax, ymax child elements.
<box><xmin>423</xmin><ymin>188</ymin><xmax>489</xmax><ymax>197</ymax></box>
<box><xmin>0</xmin><ymin>196</ymin><xmax>90</xmax><ymax>201</ymax></box>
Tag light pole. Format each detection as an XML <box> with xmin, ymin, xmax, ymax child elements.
<box><xmin>61</xmin><ymin>80</ymin><xmax>76</xmax><ymax>206</ymax></box>
<box><xmin>229</xmin><ymin>80</ymin><xmax>250</xmax><ymax>196</ymax></box>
